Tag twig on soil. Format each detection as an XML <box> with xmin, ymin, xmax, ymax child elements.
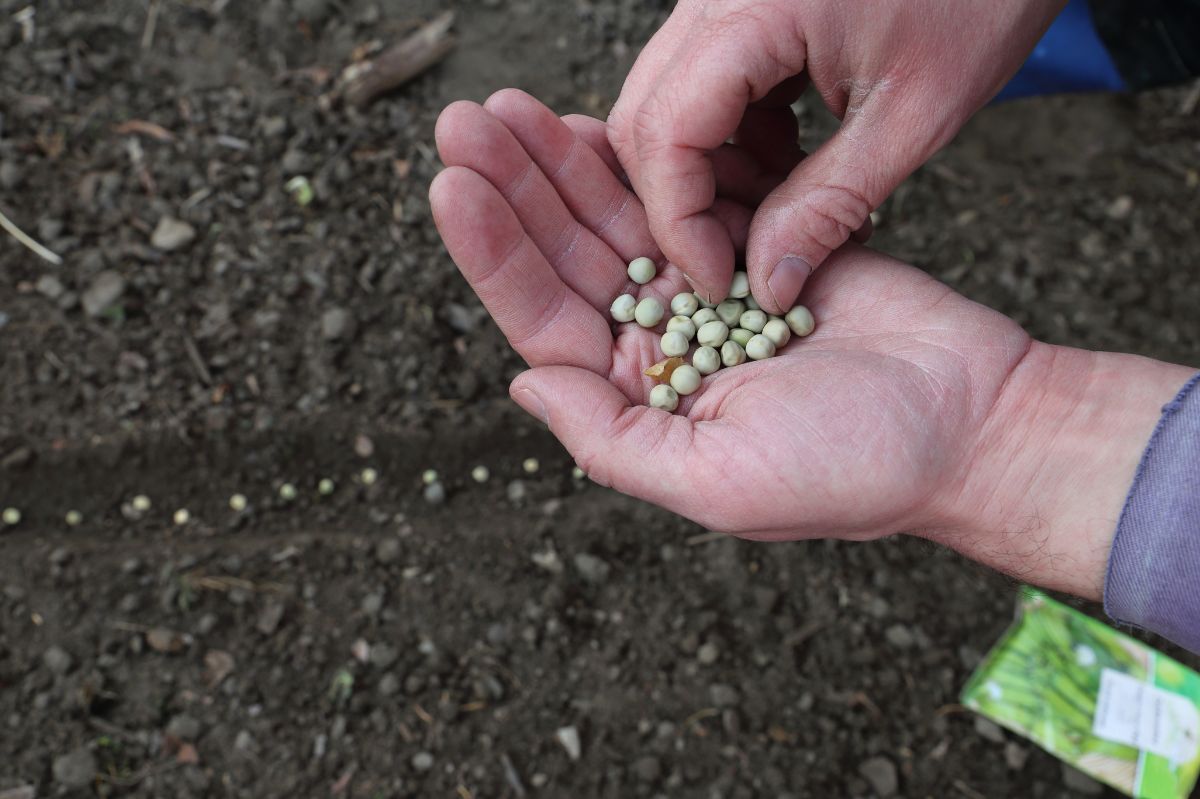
<box><xmin>953</xmin><ymin>779</ymin><xmax>988</xmax><ymax>799</ymax></box>
<box><xmin>330</xmin><ymin>11</ymin><xmax>456</xmax><ymax>108</ymax></box>
<box><xmin>685</xmin><ymin>531</ymin><xmax>725</xmax><ymax>546</ymax></box>
<box><xmin>0</xmin><ymin>205</ymin><xmax>63</xmax><ymax>265</ymax></box>
<box><xmin>142</xmin><ymin>0</ymin><xmax>160</xmax><ymax>50</ymax></box>
<box><xmin>181</xmin><ymin>330</ymin><xmax>213</xmax><ymax>385</ymax></box>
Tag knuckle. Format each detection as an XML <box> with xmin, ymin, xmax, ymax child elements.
<box><xmin>791</xmin><ymin>184</ymin><xmax>872</xmax><ymax>255</ymax></box>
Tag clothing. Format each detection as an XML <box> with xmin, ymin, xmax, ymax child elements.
<box><xmin>1105</xmin><ymin>373</ymin><xmax>1200</xmax><ymax>653</ymax></box>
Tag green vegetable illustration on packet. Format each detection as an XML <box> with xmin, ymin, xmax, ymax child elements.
<box><xmin>963</xmin><ymin>589</ymin><xmax>1200</xmax><ymax>798</ymax></box>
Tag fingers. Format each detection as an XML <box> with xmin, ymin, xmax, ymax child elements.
<box><xmin>746</xmin><ymin>106</ymin><xmax>917</xmax><ymax>313</ymax></box>
<box><xmin>434</xmin><ymin>101</ymin><xmax>630</xmax><ymax>313</ymax></box>
<box><xmin>609</xmin><ymin>7</ymin><xmax>806</xmax><ymax>303</ymax></box>
<box><xmin>430</xmin><ymin>166</ymin><xmax>612</xmax><ymax>374</ymax></box>
<box><xmin>562</xmin><ymin>114</ymin><xmax>625</xmax><ymax>179</ymax></box>
<box><xmin>510</xmin><ymin>366</ymin><xmax>697</xmax><ymax>510</ymax></box>
<box><xmin>484</xmin><ymin>90</ymin><xmax>660</xmax><ymax>266</ymax></box>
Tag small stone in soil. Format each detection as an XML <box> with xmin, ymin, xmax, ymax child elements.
<box><xmin>36</xmin><ymin>275</ymin><xmax>64</xmax><ymax>299</ymax></box>
<box><xmin>321</xmin><ymin>307</ymin><xmax>355</xmax><ymax>341</ymax></box>
<box><xmin>52</xmin><ymin>748</ymin><xmax>96</xmax><ymax>790</ymax></box>
<box><xmin>885</xmin><ymin>624</ymin><xmax>915</xmax><ymax>649</ymax></box>
<box><xmin>412</xmin><ymin>751</ymin><xmax>435</xmax><ymax>772</ymax></box>
<box><xmin>573</xmin><ymin>553</ymin><xmax>610</xmax><ymax>584</ymax></box>
<box><xmin>974</xmin><ymin>716</ymin><xmax>1005</xmax><ymax>744</ymax></box>
<box><xmin>42</xmin><ymin>645</ymin><xmax>73</xmax><ymax>675</ymax></box>
<box><xmin>555</xmin><ymin>726</ymin><xmax>582</xmax><ymax>761</ymax></box>
<box><xmin>1061</xmin><ymin>764</ymin><xmax>1104</xmax><ymax>795</ymax></box>
<box><xmin>633</xmin><ymin>755</ymin><xmax>661</xmax><ymax>782</ymax></box>
<box><xmin>82</xmin><ymin>270</ymin><xmax>126</xmax><ymax>317</ymax></box>
<box><xmin>710</xmin><ymin>683</ymin><xmax>740</xmax><ymax>707</ymax></box>
<box><xmin>423</xmin><ymin>482</ymin><xmax>446</xmax><ymax>504</ymax></box>
<box><xmin>858</xmin><ymin>756</ymin><xmax>898</xmax><ymax>797</ymax></box>
<box><xmin>150</xmin><ymin>216</ymin><xmax>197</xmax><ymax>251</ymax></box>
<box><xmin>1004</xmin><ymin>742</ymin><xmax>1029</xmax><ymax>771</ymax></box>
<box><xmin>696</xmin><ymin>641</ymin><xmax>720</xmax><ymax>665</ymax></box>
<box><xmin>166</xmin><ymin>714</ymin><xmax>203</xmax><ymax>741</ymax></box>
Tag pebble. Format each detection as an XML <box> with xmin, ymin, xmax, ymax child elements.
<box><xmin>884</xmin><ymin>624</ymin><xmax>915</xmax><ymax>649</ymax></box>
<box><xmin>42</xmin><ymin>645</ymin><xmax>73</xmax><ymax>675</ymax></box>
<box><xmin>1004</xmin><ymin>742</ymin><xmax>1029</xmax><ymax>771</ymax></box>
<box><xmin>151</xmin><ymin>216</ymin><xmax>197</xmax><ymax>251</ymax></box>
<box><xmin>1061</xmin><ymin>764</ymin><xmax>1103</xmax><ymax>795</ymax></box>
<box><xmin>81</xmin><ymin>270</ymin><xmax>126</xmax><ymax>317</ymax></box>
<box><xmin>166</xmin><ymin>714</ymin><xmax>203</xmax><ymax>741</ymax></box>
<box><xmin>233</xmin><ymin>730</ymin><xmax>256</xmax><ymax>753</ymax></box>
<box><xmin>361</xmin><ymin>592</ymin><xmax>385</xmax><ymax>616</ymax></box>
<box><xmin>506</xmin><ymin>480</ymin><xmax>526</xmax><ymax>503</ymax></box>
<box><xmin>573</xmin><ymin>553</ymin><xmax>610</xmax><ymax>585</ymax></box>
<box><xmin>709</xmin><ymin>683</ymin><xmax>740</xmax><ymax>707</ymax></box>
<box><xmin>858</xmin><ymin>756</ymin><xmax>898</xmax><ymax>797</ymax></box>
<box><xmin>412</xmin><ymin>751</ymin><xmax>435</xmax><ymax>772</ymax></box>
<box><xmin>423</xmin><ymin>482</ymin><xmax>446</xmax><ymax>504</ymax></box>
<box><xmin>555</xmin><ymin>726</ymin><xmax>582</xmax><ymax>761</ymax></box>
<box><xmin>1106</xmin><ymin>194</ymin><xmax>1133</xmax><ymax>220</ymax></box>
<box><xmin>378</xmin><ymin>674</ymin><xmax>400</xmax><ymax>696</ymax></box>
<box><xmin>52</xmin><ymin>747</ymin><xmax>96</xmax><ymax>789</ymax></box>
<box><xmin>974</xmin><ymin>716</ymin><xmax>1005</xmax><ymax>744</ymax></box>
<box><xmin>370</xmin><ymin>643</ymin><xmax>398</xmax><ymax>669</ymax></box>
<box><xmin>36</xmin><ymin>275</ymin><xmax>64</xmax><ymax>299</ymax></box>
<box><xmin>375</xmin><ymin>538</ymin><xmax>402</xmax><ymax>564</ymax></box>
<box><xmin>696</xmin><ymin>641</ymin><xmax>720</xmax><ymax>665</ymax></box>
<box><xmin>633</xmin><ymin>756</ymin><xmax>661</xmax><ymax>782</ymax></box>
<box><xmin>321</xmin><ymin>307</ymin><xmax>355</xmax><ymax>341</ymax></box>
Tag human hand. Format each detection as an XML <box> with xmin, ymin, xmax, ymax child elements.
<box><xmin>430</xmin><ymin>90</ymin><xmax>1188</xmax><ymax>600</ymax></box>
<box><xmin>608</xmin><ymin>0</ymin><xmax>1066</xmax><ymax>311</ymax></box>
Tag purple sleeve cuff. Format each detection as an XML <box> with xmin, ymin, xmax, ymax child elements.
<box><xmin>1104</xmin><ymin>373</ymin><xmax>1200</xmax><ymax>653</ymax></box>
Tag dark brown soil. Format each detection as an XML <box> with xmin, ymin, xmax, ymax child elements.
<box><xmin>1</xmin><ymin>1</ymin><xmax>1198</xmax><ymax>797</ymax></box>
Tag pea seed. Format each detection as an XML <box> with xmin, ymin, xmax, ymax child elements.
<box><xmin>318</xmin><ymin>478</ymin><xmax>335</xmax><ymax>496</ymax></box>
<box><xmin>279</xmin><ymin>482</ymin><xmax>298</xmax><ymax>501</ymax></box>
<box><xmin>661</xmin><ymin>330</ymin><xmax>690</xmax><ymax>357</ymax></box>
<box><xmin>693</xmin><ymin>346</ymin><xmax>721</xmax><ymax>375</ymax></box>
<box><xmin>746</xmin><ymin>334</ymin><xmax>776</xmax><ymax>360</ymax></box>
<box><xmin>571</xmin><ymin>466</ymin><xmax>586</xmax><ymax>480</ymax></box>
<box><xmin>762</xmin><ymin>318</ymin><xmax>791</xmax><ymax>347</ymax></box>
<box><xmin>785</xmin><ymin>305</ymin><xmax>815</xmax><ymax>337</ymax></box>
<box><xmin>729</xmin><ymin>328</ymin><xmax>754</xmax><ymax>347</ymax></box>
<box><xmin>669</xmin><ymin>364</ymin><xmax>702</xmax><ymax>396</ymax></box>
<box><xmin>2</xmin><ymin>507</ymin><xmax>20</xmax><ymax>526</ymax></box>
<box><xmin>666</xmin><ymin>315</ymin><xmax>697</xmax><ymax>340</ymax></box>
<box><xmin>721</xmin><ymin>340</ymin><xmax>746</xmax><ymax>367</ymax></box>
<box><xmin>739</xmin><ymin>309</ymin><xmax>767</xmax><ymax>333</ymax></box>
<box><xmin>634</xmin><ymin>297</ymin><xmax>664</xmax><ymax>328</ymax></box>
<box><xmin>361</xmin><ymin>468</ymin><xmax>378</xmax><ymax>486</ymax></box>
<box><xmin>627</xmin><ymin>257</ymin><xmax>657</xmax><ymax>285</ymax></box>
<box><xmin>691</xmin><ymin>308</ymin><xmax>719</xmax><ymax>327</ymax></box>
<box><xmin>421</xmin><ymin>469</ymin><xmax>439</xmax><ymax>485</ymax></box>
<box><xmin>471</xmin><ymin>465</ymin><xmax>490</xmax><ymax>483</ymax></box>
<box><xmin>132</xmin><ymin>494</ymin><xmax>152</xmax><ymax>513</ymax></box>
<box><xmin>523</xmin><ymin>457</ymin><xmax>540</xmax><ymax>474</ymax></box>
<box><xmin>173</xmin><ymin>509</ymin><xmax>190</xmax><ymax>526</ymax></box>
<box><xmin>696</xmin><ymin>320</ymin><xmax>729</xmax><ymax>348</ymax></box>
<box><xmin>610</xmin><ymin>293</ymin><xmax>637</xmax><ymax>323</ymax></box>
<box><xmin>65</xmin><ymin>510</ymin><xmax>83</xmax><ymax>527</ymax></box>
<box><xmin>229</xmin><ymin>494</ymin><xmax>248</xmax><ymax>512</ymax></box>
<box><xmin>744</xmin><ymin>295</ymin><xmax>760</xmax><ymax>311</ymax></box>
<box><xmin>729</xmin><ymin>271</ymin><xmax>750</xmax><ymax>299</ymax></box>
<box><xmin>670</xmin><ymin>292</ymin><xmax>699</xmax><ymax>317</ymax></box>
<box><xmin>649</xmin><ymin>383</ymin><xmax>679</xmax><ymax>411</ymax></box>
<box><xmin>716</xmin><ymin>299</ymin><xmax>744</xmax><ymax>327</ymax></box>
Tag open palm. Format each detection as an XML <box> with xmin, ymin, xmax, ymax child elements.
<box><xmin>431</xmin><ymin>91</ymin><xmax>1032</xmax><ymax>542</ymax></box>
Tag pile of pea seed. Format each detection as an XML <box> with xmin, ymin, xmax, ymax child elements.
<box><xmin>610</xmin><ymin>257</ymin><xmax>815</xmax><ymax>412</ymax></box>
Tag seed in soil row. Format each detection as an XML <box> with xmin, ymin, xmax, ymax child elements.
<box><xmin>572</xmin><ymin>466</ymin><xmax>586</xmax><ymax>480</ymax></box>
<box><xmin>132</xmin><ymin>494</ymin><xmax>152</xmax><ymax>512</ymax></box>
<box><xmin>2</xmin><ymin>507</ymin><xmax>20</xmax><ymax>526</ymax></box>
<box><xmin>65</xmin><ymin>510</ymin><xmax>83</xmax><ymax>527</ymax></box>
<box><xmin>361</xmin><ymin>468</ymin><xmax>378</xmax><ymax>486</ymax></box>
<box><xmin>613</xmin><ymin>266</ymin><xmax>817</xmax><ymax>412</ymax></box>
<box><xmin>173</xmin><ymin>508</ymin><xmax>190</xmax><ymax>526</ymax></box>
<box><xmin>279</xmin><ymin>483</ymin><xmax>298</xmax><ymax>502</ymax></box>
<box><xmin>318</xmin><ymin>478</ymin><xmax>335</xmax><ymax>496</ymax></box>
<box><xmin>523</xmin><ymin>458</ymin><xmax>540</xmax><ymax>474</ymax></box>
<box><xmin>471</xmin><ymin>465</ymin><xmax>490</xmax><ymax>483</ymax></box>
<box><xmin>229</xmin><ymin>494</ymin><xmax>248</xmax><ymax>512</ymax></box>
<box><xmin>421</xmin><ymin>469</ymin><xmax>438</xmax><ymax>485</ymax></box>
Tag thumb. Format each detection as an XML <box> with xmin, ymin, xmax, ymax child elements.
<box><xmin>509</xmin><ymin>366</ymin><xmax>694</xmax><ymax>508</ymax></box>
<box><xmin>747</xmin><ymin>113</ymin><xmax>915</xmax><ymax>314</ymax></box>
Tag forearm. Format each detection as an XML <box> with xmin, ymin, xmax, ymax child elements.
<box><xmin>931</xmin><ymin>342</ymin><xmax>1196</xmax><ymax>600</ymax></box>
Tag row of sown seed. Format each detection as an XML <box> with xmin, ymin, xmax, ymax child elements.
<box><xmin>610</xmin><ymin>258</ymin><xmax>815</xmax><ymax>412</ymax></box>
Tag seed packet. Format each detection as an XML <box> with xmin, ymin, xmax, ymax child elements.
<box><xmin>962</xmin><ymin>588</ymin><xmax>1200</xmax><ymax>799</ymax></box>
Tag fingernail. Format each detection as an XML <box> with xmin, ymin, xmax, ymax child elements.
<box><xmin>512</xmin><ymin>388</ymin><xmax>548</xmax><ymax>425</ymax></box>
<box><xmin>767</xmin><ymin>256</ymin><xmax>813</xmax><ymax>311</ymax></box>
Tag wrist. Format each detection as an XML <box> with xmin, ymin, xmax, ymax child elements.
<box><xmin>928</xmin><ymin>342</ymin><xmax>1194</xmax><ymax>600</ymax></box>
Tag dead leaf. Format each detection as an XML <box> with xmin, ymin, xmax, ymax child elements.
<box><xmin>203</xmin><ymin>649</ymin><xmax>235</xmax><ymax>686</ymax></box>
<box><xmin>643</xmin><ymin>357</ymin><xmax>684</xmax><ymax>384</ymax></box>
<box><xmin>114</xmin><ymin>120</ymin><xmax>176</xmax><ymax>142</ymax></box>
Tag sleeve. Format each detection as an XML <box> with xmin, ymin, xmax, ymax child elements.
<box><xmin>1104</xmin><ymin>373</ymin><xmax>1200</xmax><ymax>653</ymax></box>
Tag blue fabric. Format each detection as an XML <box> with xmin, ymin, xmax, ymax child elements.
<box><xmin>1105</xmin><ymin>373</ymin><xmax>1200</xmax><ymax>654</ymax></box>
<box><xmin>994</xmin><ymin>0</ymin><xmax>1127</xmax><ymax>102</ymax></box>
